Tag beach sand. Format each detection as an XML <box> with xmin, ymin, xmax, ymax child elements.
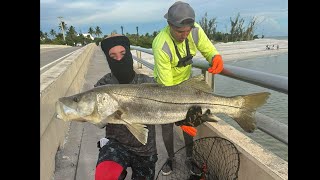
<box><xmin>132</xmin><ymin>38</ymin><xmax>288</xmax><ymax>76</ymax></box>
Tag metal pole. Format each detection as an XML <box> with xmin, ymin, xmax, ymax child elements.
<box><xmin>136</xmin><ymin>50</ymin><xmax>142</xmax><ymax>69</ymax></box>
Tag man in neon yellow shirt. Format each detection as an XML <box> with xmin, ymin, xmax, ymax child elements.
<box><xmin>152</xmin><ymin>1</ymin><xmax>224</xmax><ymax>176</ymax></box>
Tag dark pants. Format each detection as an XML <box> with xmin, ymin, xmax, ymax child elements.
<box><xmin>161</xmin><ymin>123</ymin><xmax>194</xmax><ymax>159</ymax></box>
<box><xmin>97</xmin><ymin>139</ymin><xmax>158</xmax><ymax>180</ymax></box>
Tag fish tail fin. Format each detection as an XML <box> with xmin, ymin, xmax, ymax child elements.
<box><xmin>232</xmin><ymin>92</ymin><xmax>270</xmax><ymax>133</ymax></box>
<box><xmin>242</xmin><ymin>92</ymin><xmax>271</xmax><ymax>110</ymax></box>
<box><xmin>125</xmin><ymin>123</ymin><xmax>149</xmax><ymax>145</ymax></box>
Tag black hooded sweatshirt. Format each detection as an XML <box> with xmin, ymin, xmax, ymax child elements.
<box><xmin>96</xmin><ymin>36</ymin><xmax>157</xmax><ymax>156</ymax></box>
<box><xmin>100</xmin><ymin>35</ymin><xmax>135</xmax><ymax>84</ymax></box>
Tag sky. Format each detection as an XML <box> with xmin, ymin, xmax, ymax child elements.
<box><xmin>40</xmin><ymin>0</ymin><xmax>288</xmax><ymax>38</ymax></box>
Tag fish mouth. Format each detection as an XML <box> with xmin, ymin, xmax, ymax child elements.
<box><xmin>55</xmin><ymin>101</ymin><xmax>88</xmax><ymax>122</ymax></box>
<box><xmin>55</xmin><ymin>101</ymin><xmax>66</xmax><ymax>120</ymax></box>
<box><xmin>62</xmin><ymin>105</ymin><xmax>78</xmax><ymax>116</ymax></box>
<box><xmin>56</xmin><ymin>113</ymin><xmax>63</xmax><ymax>120</ymax></box>
<box><xmin>55</xmin><ymin>101</ymin><xmax>78</xmax><ymax>121</ymax></box>
<box><xmin>53</xmin><ymin>112</ymin><xmax>63</xmax><ymax>120</ymax></box>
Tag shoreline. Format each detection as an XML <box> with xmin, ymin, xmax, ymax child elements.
<box><xmin>213</xmin><ymin>38</ymin><xmax>288</xmax><ymax>62</ymax></box>
<box><xmin>132</xmin><ymin>38</ymin><xmax>288</xmax><ymax>75</ymax></box>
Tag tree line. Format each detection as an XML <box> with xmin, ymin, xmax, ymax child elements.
<box><xmin>40</xmin><ymin>13</ymin><xmax>261</xmax><ymax>48</ymax></box>
<box><xmin>40</xmin><ymin>21</ymin><xmax>103</xmax><ymax>46</ymax></box>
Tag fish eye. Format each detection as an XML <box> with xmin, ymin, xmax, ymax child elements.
<box><xmin>73</xmin><ymin>97</ymin><xmax>79</xmax><ymax>102</ymax></box>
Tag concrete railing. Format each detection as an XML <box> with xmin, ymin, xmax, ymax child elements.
<box><xmin>40</xmin><ymin>43</ymin><xmax>96</xmax><ymax>180</ymax></box>
<box><xmin>40</xmin><ymin>44</ymin><xmax>72</xmax><ymax>49</ymax></box>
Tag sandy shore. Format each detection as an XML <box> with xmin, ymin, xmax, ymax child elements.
<box><xmin>213</xmin><ymin>38</ymin><xmax>288</xmax><ymax>61</ymax></box>
<box><xmin>132</xmin><ymin>38</ymin><xmax>288</xmax><ymax>75</ymax></box>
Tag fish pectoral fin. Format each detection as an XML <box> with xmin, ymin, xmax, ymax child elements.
<box><xmin>114</xmin><ymin>110</ymin><xmax>124</xmax><ymax>119</ymax></box>
<box><xmin>96</xmin><ymin>110</ymin><xmax>126</xmax><ymax>128</ymax></box>
<box><xmin>94</xmin><ymin>117</ymin><xmax>109</xmax><ymax>129</ymax></box>
<box><xmin>125</xmin><ymin>123</ymin><xmax>149</xmax><ymax>145</ymax></box>
<box><xmin>94</xmin><ymin>110</ymin><xmax>125</xmax><ymax>129</ymax></box>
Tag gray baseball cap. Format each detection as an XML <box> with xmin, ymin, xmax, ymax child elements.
<box><xmin>164</xmin><ymin>1</ymin><xmax>195</xmax><ymax>27</ymax></box>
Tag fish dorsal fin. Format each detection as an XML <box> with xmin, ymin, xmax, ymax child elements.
<box><xmin>176</xmin><ymin>75</ymin><xmax>213</xmax><ymax>93</ymax></box>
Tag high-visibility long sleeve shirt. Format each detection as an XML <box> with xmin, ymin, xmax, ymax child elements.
<box><xmin>152</xmin><ymin>22</ymin><xmax>220</xmax><ymax>86</ymax></box>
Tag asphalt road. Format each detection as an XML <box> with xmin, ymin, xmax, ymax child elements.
<box><xmin>40</xmin><ymin>46</ymin><xmax>82</xmax><ymax>68</ymax></box>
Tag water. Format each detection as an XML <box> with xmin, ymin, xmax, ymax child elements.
<box><xmin>211</xmin><ymin>53</ymin><xmax>288</xmax><ymax>161</ymax></box>
<box><xmin>266</xmin><ymin>36</ymin><xmax>288</xmax><ymax>40</ymax></box>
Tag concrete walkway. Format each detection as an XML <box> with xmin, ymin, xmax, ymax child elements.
<box><xmin>53</xmin><ymin>45</ymin><xmax>186</xmax><ymax>180</ymax></box>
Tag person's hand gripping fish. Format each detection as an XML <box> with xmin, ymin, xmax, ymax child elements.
<box><xmin>175</xmin><ymin>106</ymin><xmax>218</xmax><ymax>137</ymax></box>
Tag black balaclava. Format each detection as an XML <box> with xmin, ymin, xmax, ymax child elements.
<box><xmin>101</xmin><ymin>36</ymin><xmax>135</xmax><ymax>84</ymax></box>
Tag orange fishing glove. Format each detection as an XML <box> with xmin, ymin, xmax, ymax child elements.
<box><xmin>180</xmin><ymin>125</ymin><xmax>197</xmax><ymax>137</ymax></box>
<box><xmin>208</xmin><ymin>55</ymin><xmax>224</xmax><ymax>74</ymax></box>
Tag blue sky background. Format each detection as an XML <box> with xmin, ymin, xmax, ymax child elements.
<box><xmin>40</xmin><ymin>0</ymin><xmax>288</xmax><ymax>38</ymax></box>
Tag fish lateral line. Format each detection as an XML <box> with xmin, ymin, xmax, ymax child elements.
<box><xmin>107</xmin><ymin>92</ymin><xmax>252</xmax><ymax>108</ymax></box>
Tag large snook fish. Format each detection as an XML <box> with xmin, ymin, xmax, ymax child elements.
<box><xmin>55</xmin><ymin>76</ymin><xmax>270</xmax><ymax>145</ymax></box>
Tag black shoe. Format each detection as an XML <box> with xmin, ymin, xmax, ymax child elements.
<box><xmin>161</xmin><ymin>158</ymin><xmax>173</xmax><ymax>176</ymax></box>
<box><xmin>185</xmin><ymin>157</ymin><xmax>202</xmax><ymax>176</ymax></box>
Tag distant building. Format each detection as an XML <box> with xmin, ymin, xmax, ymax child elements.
<box><xmin>78</xmin><ymin>33</ymin><xmax>94</xmax><ymax>40</ymax></box>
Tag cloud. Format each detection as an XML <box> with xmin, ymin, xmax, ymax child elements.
<box><xmin>41</xmin><ymin>0</ymin><xmax>56</xmax><ymax>3</ymax></box>
<box><xmin>40</xmin><ymin>0</ymin><xmax>287</xmax><ymax>36</ymax></box>
<box><xmin>42</xmin><ymin>0</ymin><xmax>173</xmax><ymax>25</ymax></box>
<box><xmin>69</xmin><ymin>1</ymin><xmax>170</xmax><ymax>25</ymax></box>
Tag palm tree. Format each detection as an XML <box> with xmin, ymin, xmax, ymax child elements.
<box><xmin>44</xmin><ymin>32</ymin><xmax>49</xmax><ymax>40</ymax></box>
<box><xmin>152</xmin><ymin>31</ymin><xmax>158</xmax><ymax>37</ymax></box>
<box><xmin>58</xmin><ymin>21</ymin><xmax>67</xmax><ymax>41</ymax></box>
<box><xmin>88</xmin><ymin>27</ymin><xmax>95</xmax><ymax>37</ymax></box>
<box><xmin>136</xmin><ymin>26</ymin><xmax>139</xmax><ymax>36</ymax></box>
<box><xmin>95</xmin><ymin>26</ymin><xmax>102</xmax><ymax>37</ymax></box>
<box><xmin>68</xmin><ymin>26</ymin><xmax>77</xmax><ymax>36</ymax></box>
<box><xmin>65</xmin><ymin>26</ymin><xmax>77</xmax><ymax>46</ymax></box>
<box><xmin>40</xmin><ymin>30</ymin><xmax>45</xmax><ymax>40</ymax></box>
<box><xmin>50</xmin><ymin>29</ymin><xmax>56</xmax><ymax>39</ymax></box>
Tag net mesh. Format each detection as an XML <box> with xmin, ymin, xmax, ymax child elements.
<box><xmin>156</xmin><ymin>137</ymin><xmax>240</xmax><ymax>180</ymax></box>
